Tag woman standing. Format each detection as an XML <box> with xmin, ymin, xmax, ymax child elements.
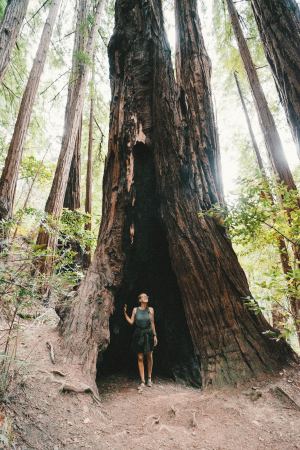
<box><xmin>124</xmin><ymin>293</ymin><xmax>158</xmax><ymax>390</ymax></box>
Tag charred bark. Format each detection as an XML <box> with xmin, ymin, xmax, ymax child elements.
<box><xmin>0</xmin><ymin>0</ymin><xmax>61</xmax><ymax>226</ymax></box>
<box><xmin>175</xmin><ymin>0</ymin><xmax>224</xmax><ymax>205</ymax></box>
<box><xmin>0</xmin><ymin>0</ymin><xmax>30</xmax><ymax>83</ymax></box>
<box><xmin>58</xmin><ymin>0</ymin><xmax>296</xmax><ymax>389</ymax></box>
<box><xmin>251</xmin><ymin>0</ymin><xmax>300</xmax><ymax>158</ymax></box>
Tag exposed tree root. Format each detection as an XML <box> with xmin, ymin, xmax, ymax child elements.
<box><xmin>60</xmin><ymin>382</ymin><xmax>101</xmax><ymax>405</ymax></box>
<box><xmin>271</xmin><ymin>385</ymin><xmax>300</xmax><ymax>411</ymax></box>
<box><xmin>46</xmin><ymin>341</ymin><xmax>55</xmax><ymax>364</ymax></box>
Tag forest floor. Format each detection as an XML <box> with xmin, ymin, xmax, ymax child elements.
<box><xmin>1</xmin><ymin>311</ymin><xmax>300</xmax><ymax>450</ymax></box>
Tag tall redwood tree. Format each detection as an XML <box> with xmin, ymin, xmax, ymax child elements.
<box><xmin>251</xmin><ymin>0</ymin><xmax>300</xmax><ymax>158</ymax></box>
<box><xmin>0</xmin><ymin>0</ymin><xmax>30</xmax><ymax>83</ymax></box>
<box><xmin>63</xmin><ymin>120</ymin><xmax>82</xmax><ymax>211</ymax></box>
<box><xmin>58</xmin><ymin>0</ymin><xmax>295</xmax><ymax>391</ymax></box>
<box><xmin>234</xmin><ymin>72</ymin><xmax>300</xmax><ymax>342</ymax></box>
<box><xmin>0</xmin><ymin>0</ymin><xmax>62</xmax><ymax>225</ymax></box>
<box><xmin>226</xmin><ymin>0</ymin><xmax>300</xmax><ymax>273</ymax></box>
<box><xmin>36</xmin><ymin>0</ymin><xmax>104</xmax><ymax>267</ymax></box>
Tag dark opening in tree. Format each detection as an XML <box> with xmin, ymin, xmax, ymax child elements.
<box><xmin>100</xmin><ymin>143</ymin><xmax>200</xmax><ymax>386</ymax></box>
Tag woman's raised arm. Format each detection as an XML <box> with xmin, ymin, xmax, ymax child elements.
<box><xmin>124</xmin><ymin>304</ymin><xmax>136</xmax><ymax>325</ymax></box>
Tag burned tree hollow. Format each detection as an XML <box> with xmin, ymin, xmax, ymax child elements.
<box><xmin>59</xmin><ymin>0</ymin><xmax>296</xmax><ymax>391</ymax></box>
<box><xmin>99</xmin><ymin>143</ymin><xmax>201</xmax><ymax>387</ymax></box>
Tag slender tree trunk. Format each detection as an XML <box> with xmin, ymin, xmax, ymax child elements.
<box><xmin>226</xmin><ymin>0</ymin><xmax>298</xmax><ymax>194</ymax></box>
<box><xmin>36</xmin><ymin>0</ymin><xmax>104</xmax><ymax>271</ymax></box>
<box><xmin>0</xmin><ymin>0</ymin><xmax>30</xmax><ymax>83</ymax></box>
<box><xmin>63</xmin><ymin>117</ymin><xmax>82</xmax><ymax>211</ymax></box>
<box><xmin>226</xmin><ymin>0</ymin><xmax>300</xmax><ymax>269</ymax></box>
<box><xmin>12</xmin><ymin>148</ymin><xmax>49</xmax><ymax>241</ymax></box>
<box><xmin>0</xmin><ymin>0</ymin><xmax>61</xmax><ymax>226</ymax></box>
<box><xmin>233</xmin><ymin>71</ymin><xmax>265</xmax><ymax>174</ymax></box>
<box><xmin>60</xmin><ymin>117</ymin><xmax>82</xmax><ymax>269</ymax></box>
<box><xmin>62</xmin><ymin>0</ymin><xmax>91</xmax><ymax>212</ymax></box>
<box><xmin>234</xmin><ymin>71</ymin><xmax>300</xmax><ymax>342</ymax></box>
<box><xmin>83</xmin><ymin>68</ymin><xmax>95</xmax><ymax>269</ymax></box>
<box><xmin>85</xmin><ymin>100</ymin><xmax>93</xmax><ymax>221</ymax></box>
<box><xmin>250</xmin><ymin>0</ymin><xmax>300</xmax><ymax>158</ymax></box>
<box><xmin>57</xmin><ymin>0</ymin><xmax>296</xmax><ymax>391</ymax></box>
<box><xmin>175</xmin><ymin>0</ymin><xmax>224</xmax><ymax>205</ymax></box>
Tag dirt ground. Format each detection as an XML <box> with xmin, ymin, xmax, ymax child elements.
<box><xmin>1</xmin><ymin>313</ymin><xmax>300</xmax><ymax>450</ymax></box>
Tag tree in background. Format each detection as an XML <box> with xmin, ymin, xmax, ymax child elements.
<box><xmin>63</xmin><ymin>120</ymin><xmax>82</xmax><ymax>211</ymax></box>
<box><xmin>226</xmin><ymin>0</ymin><xmax>300</xmax><ymax>277</ymax></box>
<box><xmin>0</xmin><ymin>0</ymin><xmax>30</xmax><ymax>83</ymax></box>
<box><xmin>62</xmin><ymin>0</ymin><xmax>91</xmax><ymax>212</ymax></box>
<box><xmin>234</xmin><ymin>71</ymin><xmax>299</xmax><ymax>342</ymax></box>
<box><xmin>36</xmin><ymin>0</ymin><xmax>104</xmax><ymax>272</ymax></box>
<box><xmin>225</xmin><ymin>0</ymin><xmax>298</xmax><ymax>196</ymax></box>
<box><xmin>0</xmin><ymin>0</ymin><xmax>62</xmax><ymax>229</ymax></box>
<box><xmin>83</xmin><ymin>61</ymin><xmax>95</xmax><ymax>268</ymax></box>
<box><xmin>250</xmin><ymin>0</ymin><xmax>300</xmax><ymax>158</ymax></box>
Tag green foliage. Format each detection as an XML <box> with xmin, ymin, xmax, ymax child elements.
<box><xmin>20</xmin><ymin>155</ymin><xmax>54</xmax><ymax>185</ymax></box>
<box><xmin>0</xmin><ymin>208</ymin><xmax>97</xmax><ymax>300</ymax></box>
<box><xmin>0</xmin><ymin>0</ymin><xmax>7</xmax><ymax>20</ymax></box>
<box><xmin>74</xmin><ymin>49</ymin><xmax>92</xmax><ymax>66</ymax></box>
<box><xmin>204</xmin><ymin>176</ymin><xmax>299</xmax><ymax>248</ymax></box>
<box><xmin>212</xmin><ymin>0</ymin><xmax>272</xmax><ymax>92</ymax></box>
<box><xmin>201</xmin><ymin>175</ymin><xmax>300</xmax><ymax>344</ymax></box>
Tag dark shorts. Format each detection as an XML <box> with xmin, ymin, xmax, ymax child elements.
<box><xmin>131</xmin><ymin>327</ymin><xmax>154</xmax><ymax>354</ymax></box>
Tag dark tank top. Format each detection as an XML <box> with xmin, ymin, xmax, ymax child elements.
<box><xmin>135</xmin><ymin>307</ymin><xmax>151</xmax><ymax>329</ymax></box>
<box><xmin>131</xmin><ymin>307</ymin><xmax>154</xmax><ymax>354</ymax></box>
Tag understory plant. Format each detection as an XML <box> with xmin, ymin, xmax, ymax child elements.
<box><xmin>202</xmin><ymin>175</ymin><xmax>300</xmax><ymax>346</ymax></box>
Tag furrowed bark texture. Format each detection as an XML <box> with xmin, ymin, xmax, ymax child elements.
<box><xmin>175</xmin><ymin>0</ymin><xmax>224</xmax><ymax>205</ymax></box>
<box><xmin>58</xmin><ymin>0</ymin><xmax>296</xmax><ymax>388</ymax></box>
<box><xmin>0</xmin><ymin>0</ymin><xmax>61</xmax><ymax>223</ymax></box>
<box><xmin>63</xmin><ymin>117</ymin><xmax>82</xmax><ymax>210</ymax></box>
<box><xmin>0</xmin><ymin>0</ymin><xmax>30</xmax><ymax>83</ymax></box>
<box><xmin>36</xmin><ymin>0</ymin><xmax>104</xmax><ymax>260</ymax></box>
<box><xmin>251</xmin><ymin>0</ymin><xmax>300</xmax><ymax>158</ymax></box>
<box><xmin>83</xmin><ymin>78</ymin><xmax>94</xmax><ymax>268</ymax></box>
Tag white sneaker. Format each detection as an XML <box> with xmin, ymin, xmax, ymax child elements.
<box><xmin>138</xmin><ymin>382</ymin><xmax>145</xmax><ymax>391</ymax></box>
<box><xmin>147</xmin><ymin>379</ymin><xmax>152</xmax><ymax>387</ymax></box>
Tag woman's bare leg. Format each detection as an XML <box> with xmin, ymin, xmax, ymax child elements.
<box><xmin>146</xmin><ymin>351</ymin><xmax>153</xmax><ymax>380</ymax></box>
<box><xmin>137</xmin><ymin>353</ymin><xmax>145</xmax><ymax>383</ymax></box>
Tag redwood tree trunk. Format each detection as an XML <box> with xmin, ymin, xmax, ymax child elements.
<box><xmin>0</xmin><ymin>0</ymin><xmax>30</xmax><ymax>83</ymax></box>
<box><xmin>251</xmin><ymin>0</ymin><xmax>300</xmax><ymax>158</ymax></box>
<box><xmin>175</xmin><ymin>0</ymin><xmax>224</xmax><ymax>205</ymax></box>
<box><xmin>226</xmin><ymin>0</ymin><xmax>300</xmax><ymax>268</ymax></box>
<box><xmin>234</xmin><ymin>71</ymin><xmax>265</xmax><ymax>174</ymax></box>
<box><xmin>226</xmin><ymin>0</ymin><xmax>298</xmax><ymax>192</ymax></box>
<box><xmin>83</xmin><ymin>77</ymin><xmax>94</xmax><ymax>269</ymax></box>
<box><xmin>58</xmin><ymin>0</ymin><xmax>296</xmax><ymax>389</ymax></box>
<box><xmin>0</xmin><ymin>0</ymin><xmax>61</xmax><ymax>225</ymax></box>
<box><xmin>63</xmin><ymin>117</ymin><xmax>82</xmax><ymax>211</ymax></box>
<box><xmin>36</xmin><ymin>0</ymin><xmax>104</xmax><ymax>266</ymax></box>
<box><xmin>234</xmin><ymin>72</ymin><xmax>300</xmax><ymax>342</ymax></box>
